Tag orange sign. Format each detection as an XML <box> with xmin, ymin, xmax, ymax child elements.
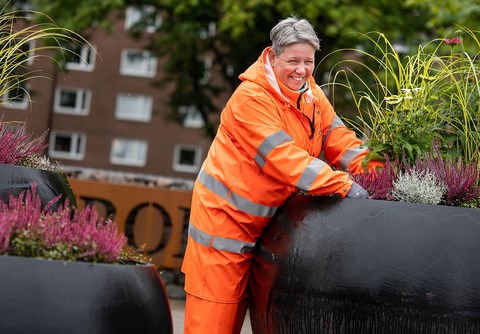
<box><xmin>68</xmin><ymin>179</ymin><xmax>192</xmax><ymax>270</ymax></box>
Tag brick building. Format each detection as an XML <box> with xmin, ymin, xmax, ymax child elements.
<box><xmin>1</xmin><ymin>6</ymin><xmax>223</xmax><ymax>186</ymax></box>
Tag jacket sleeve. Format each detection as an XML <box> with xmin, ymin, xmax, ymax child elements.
<box><xmin>224</xmin><ymin>86</ymin><xmax>353</xmax><ymax>197</ymax></box>
<box><xmin>316</xmin><ymin>87</ymin><xmax>381</xmax><ymax>175</ymax></box>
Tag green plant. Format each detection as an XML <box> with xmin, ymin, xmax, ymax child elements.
<box><xmin>0</xmin><ymin>10</ymin><xmax>150</xmax><ymax>263</ymax></box>
<box><xmin>0</xmin><ymin>10</ymin><xmax>80</xmax><ymax>105</ymax></box>
<box><xmin>322</xmin><ymin>28</ymin><xmax>480</xmax><ymax>166</ymax></box>
<box><xmin>0</xmin><ymin>10</ymin><xmax>86</xmax><ymax>171</ymax></box>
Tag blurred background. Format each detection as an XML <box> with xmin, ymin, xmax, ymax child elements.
<box><xmin>1</xmin><ymin>0</ymin><xmax>477</xmax><ymax>184</ymax></box>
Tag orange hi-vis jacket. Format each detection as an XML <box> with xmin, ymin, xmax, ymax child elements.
<box><xmin>182</xmin><ymin>47</ymin><xmax>376</xmax><ymax>303</ymax></box>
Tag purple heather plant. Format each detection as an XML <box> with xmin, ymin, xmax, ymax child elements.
<box><xmin>414</xmin><ymin>148</ymin><xmax>480</xmax><ymax>207</ymax></box>
<box><xmin>0</xmin><ymin>184</ymin><xmax>128</xmax><ymax>263</ymax></box>
<box><xmin>353</xmin><ymin>147</ymin><xmax>480</xmax><ymax>208</ymax></box>
<box><xmin>354</xmin><ymin>155</ymin><xmax>399</xmax><ymax>200</ymax></box>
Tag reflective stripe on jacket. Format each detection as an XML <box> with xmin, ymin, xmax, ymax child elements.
<box><xmin>182</xmin><ymin>47</ymin><xmax>374</xmax><ymax>303</ymax></box>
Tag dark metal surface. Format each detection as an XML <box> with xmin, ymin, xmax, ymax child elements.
<box><xmin>0</xmin><ymin>255</ymin><xmax>173</xmax><ymax>334</ymax></box>
<box><xmin>250</xmin><ymin>195</ymin><xmax>480</xmax><ymax>333</ymax></box>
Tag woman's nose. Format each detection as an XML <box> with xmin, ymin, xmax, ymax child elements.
<box><xmin>295</xmin><ymin>65</ymin><xmax>307</xmax><ymax>74</ymax></box>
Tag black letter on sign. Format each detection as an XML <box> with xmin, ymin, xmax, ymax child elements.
<box><xmin>125</xmin><ymin>202</ymin><xmax>172</xmax><ymax>255</ymax></box>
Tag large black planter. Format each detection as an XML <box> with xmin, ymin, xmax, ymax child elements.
<box><xmin>0</xmin><ymin>255</ymin><xmax>173</xmax><ymax>334</ymax></box>
<box><xmin>0</xmin><ymin>164</ymin><xmax>76</xmax><ymax>208</ymax></box>
<box><xmin>250</xmin><ymin>195</ymin><xmax>480</xmax><ymax>334</ymax></box>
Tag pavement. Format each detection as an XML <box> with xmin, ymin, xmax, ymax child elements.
<box><xmin>162</xmin><ymin>270</ymin><xmax>253</xmax><ymax>334</ymax></box>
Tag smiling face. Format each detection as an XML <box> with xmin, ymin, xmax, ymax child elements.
<box><xmin>269</xmin><ymin>42</ymin><xmax>316</xmax><ymax>91</ymax></box>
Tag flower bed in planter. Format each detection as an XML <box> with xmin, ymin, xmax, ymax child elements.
<box><xmin>0</xmin><ymin>255</ymin><xmax>172</xmax><ymax>334</ymax></box>
<box><xmin>250</xmin><ymin>195</ymin><xmax>480</xmax><ymax>334</ymax></box>
<box><xmin>0</xmin><ymin>180</ymin><xmax>173</xmax><ymax>334</ymax></box>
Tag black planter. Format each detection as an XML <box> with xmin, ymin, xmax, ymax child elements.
<box><xmin>0</xmin><ymin>164</ymin><xmax>76</xmax><ymax>208</ymax></box>
<box><xmin>250</xmin><ymin>195</ymin><xmax>480</xmax><ymax>334</ymax></box>
<box><xmin>0</xmin><ymin>255</ymin><xmax>173</xmax><ymax>334</ymax></box>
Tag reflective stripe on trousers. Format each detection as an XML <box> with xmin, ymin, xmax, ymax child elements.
<box><xmin>188</xmin><ymin>223</ymin><xmax>256</xmax><ymax>254</ymax></box>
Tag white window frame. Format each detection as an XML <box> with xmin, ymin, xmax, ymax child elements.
<box><xmin>18</xmin><ymin>40</ymin><xmax>35</xmax><ymax>66</ymax></box>
<box><xmin>110</xmin><ymin>138</ymin><xmax>148</xmax><ymax>167</ymax></box>
<box><xmin>172</xmin><ymin>144</ymin><xmax>202</xmax><ymax>173</ymax></box>
<box><xmin>54</xmin><ymin>87</ymin><xmax>91</xmax><ymax>115</ymax></box>
<box><xmin>2</xmin><ymin>81</ymin><xmax>30</xmax><ymax>110</ymax></box>
<box><xmin>124</xmin><ymin>6</ymin><xmax>162</xmax><ymax>33</ymax></box>
<box><xmin>115</xmin><ymin>93</ymin><xmax>153</xmax><ymax>122</ymax></box>
<box><xmin>178</xmin><ymin>105</ymin><xmax>205</xmax><ymax>128</ymax></box>
<box><xmin>48</xmin><ymin>131</ymin><xmax>86</xmax><ymax>160</ymax></box>
<box><xmin>14</xmin><ymin>1</ymin><xmax>34</xmax><ymax>20</ymax></box>
<box><xmin>120</xmin><ymin>49</ymin><xmax>158</xmax><ymax>78</ymax></box>
<box><xmin>65</xmin><ymin>44</ymin><xmax>96</xmax><ymax>72</ymax></box>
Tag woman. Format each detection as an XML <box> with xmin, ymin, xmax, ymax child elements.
<box><xmin>182</xmin><ymin>16</ymin><xmax>380</xmax><ymax>333</ymax></box>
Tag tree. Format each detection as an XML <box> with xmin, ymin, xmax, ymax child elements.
<box><xmin>406</xmin><ymin>0</ymin><xmax>480</xmax><ymax>36</ymax></box>
<box><xmin>18</xmin><ymin>0</ymin><xmax>464</xmax><ymax>138</ymax></box>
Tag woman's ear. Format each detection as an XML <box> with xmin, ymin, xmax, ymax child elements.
<box><xmin>268</xmin><ymin>49</ymin><xmax>276</xmax><ymax>66</ymax></box>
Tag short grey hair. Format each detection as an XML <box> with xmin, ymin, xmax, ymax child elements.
<box><xmin>270</xmin><ymin>16</ymin><xmax>320</xmax><ymax>55</ymax></box>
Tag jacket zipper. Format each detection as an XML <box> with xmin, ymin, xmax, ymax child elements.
<box><xmin>297</xmin><ymin>93</ymin><xmax>315</xmax><ymax>140</ymax></box>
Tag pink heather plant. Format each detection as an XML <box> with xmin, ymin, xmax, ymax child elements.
<box><xmin>0</xmin><ymin>184</ymin><xmax>128</xmax><ymax>263</ymax></box>
<box><xmin>0</xmin><ymin>122</ymin><xmax>48</xmax><ymax>165</ymax></box>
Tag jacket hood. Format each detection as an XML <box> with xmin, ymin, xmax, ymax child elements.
<box><xmin>239</xmin><ymin>47</ymin><xmax>317</xmax><ymax>107</ymax></box>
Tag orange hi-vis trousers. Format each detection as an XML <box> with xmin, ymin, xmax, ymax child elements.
<box><xmin>184</xmin><ymin>293</ymin><xmax>249</xmax><ymax>334</ymax></box>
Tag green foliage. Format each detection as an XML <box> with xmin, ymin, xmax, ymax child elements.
<box><xmin>405</xmin><ymin>0</ymin><xmax>480</xmax><ymax>37</ymax></box>
<box><xmin>18</xmin><ymin>0</ymin><xmax>475</xmax><ymax>138</ymax></box>
<box><xmin>26</xmin><ymin>0</ymin><xmax>433</xmax><ymax>137</ymax></box>
<box><xmin>324</xmin><ymin>28</ymin><xmax>480</xmax><ymax>166</ymax></box>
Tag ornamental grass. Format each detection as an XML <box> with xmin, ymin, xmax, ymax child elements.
<box><xmin>323</xmin><ymin>28</ymin><xmax>480</xmax><ymax>166</ymax></box>
<box><xmin>0</xmin><ymin>10</ymin><xmax>80</xmax><ymax>104</ymax></box>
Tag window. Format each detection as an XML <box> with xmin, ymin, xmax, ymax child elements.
<box><xmin>173</xmin><ymin>144</ymin><xmax>202</xmax><ymax>173</ymax></box>
<box><xmin>110</xmin><ymin>138</ymin><xmax>148</xmax><ymax>167</ymax></box>
<box><xmin>125</xmin><ymin>6</ymin><xmax>162</xmax><ymax>33</ymax></box>
<box><xmin>12</xmin><ymin>1</ymin><xmax>34</xmax><ymax>19</ymax></box>
<box><xmin>54</xmin><ymin>87</ymin><xmax>91</xmax><ymax>115</ymax></box>
<box><xmin>18</xmin><ymin>40</ymin><xmax>35</xmax><ymax>66</ymax></box>
<box><xmin>115</xmin><ymin>93</ymin><xmax>152</xmax><ymax>122</ymax></box>
<box><xmin>65</xmin><ymin>44</ymin><xmax>96</xmax><ymax>71</ymax></box>
<box><xmin>2</xmin><ymin>81</ymin><xmax>29</xmax><ymax>109</ymax></box>
<box><xmin>120</xmin><ymin>49</ymin><xmax>157</xmax><ymax>78</ymax></box>
<box><xmin>199</xmin><ymin>56</ymin><xmax>213</xmax><ymax>85</ymax></box>
<box><xmin>178</xmin><ymin>105</ymin><xmax>205</xmax><ymax>128</ymax></box>
<box><xmin>49</xmin><ymin>131</ymin><xmax>86</xmax><ymax>160</ymax></box>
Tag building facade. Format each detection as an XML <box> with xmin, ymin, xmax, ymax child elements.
<box><xmin>1</xmin><ymin>7</ymin><xmax>220</xmax><ymax>185</ymax></box>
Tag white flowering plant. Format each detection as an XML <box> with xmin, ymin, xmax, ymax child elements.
<box><xmin>391</xmin><ymin>168</ymin><xmax>446</xmax><ymax>205</ymax></box>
